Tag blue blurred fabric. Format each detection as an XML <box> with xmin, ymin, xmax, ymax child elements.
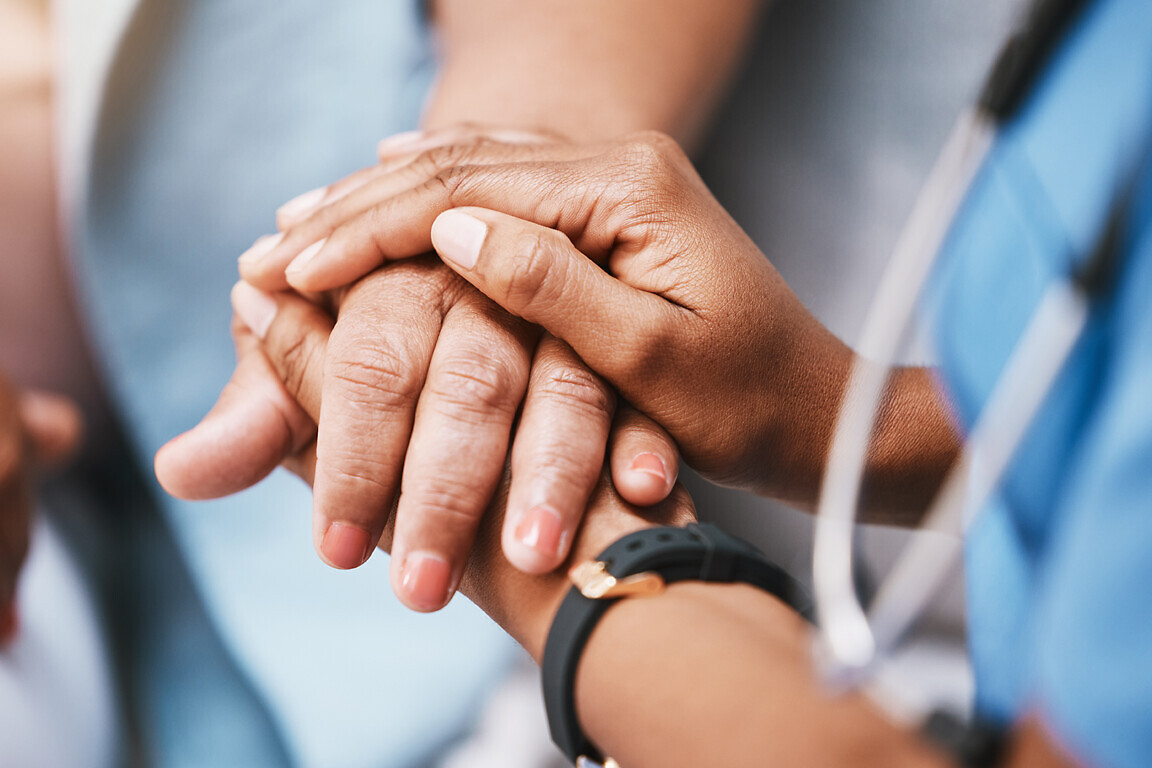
<box><xmin>70</xmin><ymin>2</ymin><xmax>516</xmax><ymax>766</ymax></box>
<box><xmin>929</xmin><ymin>0</ymin><xmax>1152</xmax><ymax>764</ymax></box>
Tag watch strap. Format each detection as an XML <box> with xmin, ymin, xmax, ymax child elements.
<box><xmin>542</xmin><ymin>523</ymin><xmax>813</xmax><ymax>764</ymax></box>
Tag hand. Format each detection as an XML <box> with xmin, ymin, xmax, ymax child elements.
<box><xmin>165</xmin><ymin>283</ymin><xmax>689</xmax><ymax>639</ymax></box>
<box><xmin>251</xmin><ymin>283</ymin><xmax>696</xmax><ymax>659</ymax></box>
<box><xmin>0</xmin><ymin>376</ymin><xmax>82</xmax><ymax>644</ymax></box>
<box><xmin>238</xmin><ymin>130</ymin><xmax>958</xmax><ymax>514</ymax></box>
<box><xmin>231</xmin><ymin>131</ymin><xmax>847</xmax><ymax>505</ymax></box>
<box><xmin>157</xmin><ymin>127</ymin><xmax>680</xmax><ymax>609</ymax></box>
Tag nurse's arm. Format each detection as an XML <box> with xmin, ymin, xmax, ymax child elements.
<box><xmin>426</xmin><ymin>0</ymin><xmax>763</xmax><ymax>147</ymax></box>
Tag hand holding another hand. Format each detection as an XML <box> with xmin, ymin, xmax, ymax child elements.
<box><xmin>240</xmin><ymin>129</ymin><xmax>956</xmax><ymax>516</ymax></box>
<box><xmin>238</xmin><ymin>130</ymin><xmax>855</xmax><ymax>504</ymax></box>
<box><xmin>156</xmin><ymin>128</ymin><xmax>682</xmax><ymax>612</ymax></box>
<box><xmin>194</xmin><ymin>284</ymin><xmax>695</xmax><ymax>656</ymax></box>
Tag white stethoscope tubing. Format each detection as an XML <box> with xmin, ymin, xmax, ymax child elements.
<box><xmin>812</xmin><ymin>109</ymin><xmax>994</xmax><ymax>678</ymax></box>
<box><xmin>810</xmin><ymin>104</ymin><xmax>1090</xmax><ymax>705</ymax></box>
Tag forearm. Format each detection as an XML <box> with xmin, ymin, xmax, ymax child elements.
<box><xmin>574</xmin><ymin>581</ymin><xmax>949</xmax><ymax>768</ymax></box>
<box><xmin>425</xmin><ymin>0</ymin><xmax>763</xmax><ymax>146</ymax></box>
<box><xmin>749</xmin><ymin>312</ymin><xmax>959</xmax><ymax>526</ymax></box>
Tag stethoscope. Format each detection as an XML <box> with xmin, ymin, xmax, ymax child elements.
<box><xmin>810</xmin><ymin>0</ymin><xmax>1120</xmax><ymax>733</ymax></box>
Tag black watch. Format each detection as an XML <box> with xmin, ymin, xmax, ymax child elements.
<box><xmin>541</xmin><ymin>523</ymin><xmax>814</xmax><ymax>766</ymax></box>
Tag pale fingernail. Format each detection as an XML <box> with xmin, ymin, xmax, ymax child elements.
<box><xmin>320</xmin><ymin>521</ymin><xmax>373</xmax><ymax>570</ymax></box>
<box><xmin>431</xmin><ymin>210</ymin><xmax>486</xmax><ymax>270</ymax></box>
<box><xmin>400</xmin><ymin>552</ymin><xmax>452</xmax><ymax>611</ymax></box>
<box><xmin>630</xmin><ymin>452</ymin><xmax>668</xmax><ymax>484</ymax></box>
<box><xmin>376</xmin><ymin>130</ymin><xmax>425</xmax><ymax>155</ymax></box>
<box><xmin>238</xmin><ymin>232</ymin><xmax>284</xmax><ymax>266</ymax></box>
<box><xmin>230</xmin><ymin>281</ymin><xmax>278</xmax><ymax>339</ymax></box>
<box><xmin>277</xmin><ymin>186</ymin><xmax>327</xmax><ymax>223</ymax></box>
<box><xmin>285</xmin><ymin>238</ymin><xmax>327</xmax><ymax>276</ymax></box>
<box><xmin>514</xmin><ymin>506</ymin><xmax>567</xmax><ymax>559</ymax></box>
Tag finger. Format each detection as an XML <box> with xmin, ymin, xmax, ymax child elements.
<box><xmin>389</xmin><ymin>294</ymin><xmax>536</xmax><ymax>611</ymax></box>
<box><xmin>275</xmin><ymin>146</ymin><xmax>443</xmax><ymax>232</ymax></box>
<box><xmin>243</xmin><ymin>141</ymin><xmax>601</xmax><ymax>293</ymax></box>
<box><xmin>502</xmin><ymin>335</ymin><xmax>616</xmax><ymax>574</ymax></box>
<box><xmin>275</xmin><ymin>166</ymin><xmax>379</xmax><ymax>232</ymax></box>
<box><xmin>154</xmin><ymin>287</ymin><xmax>318</xmax><ymax>500</ymax></box>
<box><xmin>431</xmin><ymin>206</ymin><xmax>677</xmax><ymax>385</ymax></box>
<box><xmin>241</xmin><ymin>152</ymin><xmax>452</xmax><ymax>290</ymax></box>
<box><xmin>309</xmin><ymin>263</ymin><xmax>449</xmax><ymax>571</ymax></box>
<box><xmin>608</xmin><ymin>406</ymin><xmax>679</xmax><ymax>507</ymax></box>
<box><xmin>18</xmin><ymin>390</ymin><xmax>83</xmax><ymax>466</ymax></box>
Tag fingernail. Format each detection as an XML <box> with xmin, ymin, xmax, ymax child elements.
<box><xmin>277</xmin><ymin>186</ymin><xmax>327</xmax><ymax>222</ymax></box>
<box><xmin>630</xmin><ymin>453</ymin><xmax>668</xmax><ymax>484</ymax></box>
<box><xmin>514</xmin><ymin>506</ymin><xmax>567</xmax><ymax>559</ymax></box>
<box><xmin>376</xmin><ymin>130</ymin><xmax>425</xmax><ymax>155</ymax></box>
<box><xmin>230</xmin><ymin>281</ymin><xmax>278</xmax><ymax>339</ymax></box>
<box><xmin>400</xmin><ymin>552</ymin><xmax>452</xmax><ymax>611</ymax></box>
<box><xmin>285</xmin><ymin>238</ymin><xmax>327</xmax><ymax>276</ymax></box>
<box><xmin>239</xmin><ymin>232</ymin><xmax>284</xmax><ymax>266</ymax></box>
<box><xmin>0</xmin><ymin>602</ymin><xmax>19</xmax><ymax>645</ymax></box>
<box><xmin>320</xmin><ymin>521</ymin><xmax>374</xmax><ymax>569</ymax></box>
<box><xmin>431</xmin><ymin>210</ymin><xmax>487</xmax><ymax>270</ymax></box>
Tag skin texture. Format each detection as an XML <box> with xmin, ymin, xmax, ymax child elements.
<box><xmin>239</xmin><ymin>151</ymin><xmax>1082</xmax><ymax>768</ymax></box>
<box><xmin>157</xmin><ymin>1</ymin><xmax>765</xmax><ymax>611</ymax></box>
<box><xmin>239</xmin><ymin>131</ymin><xmax>961</xmax><ymax>522</ymax></box>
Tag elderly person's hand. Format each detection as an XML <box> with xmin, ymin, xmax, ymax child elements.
<box><xmin>238</xmin><ymin>130</ymin><xmax>958</xmax><ymax>517</ymax></box>
<box><xmin>199</xmin><ymin>283</ymin><xmax>694</xmax><ymax>653</ymax></box>
<box><xmin>156</xmin><ymin>128</ymin><xmax>681</xmax><ymax>612</ymax></box>
<box><xmin>0</xmin><ymin>376</ymin><xmax>82</xmax><ymax>644</ymax></box>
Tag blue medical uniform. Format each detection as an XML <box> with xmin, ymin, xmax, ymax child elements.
<box><xmin>71</xmin><ymin>2</ymin><xmax>515</xmax><ymax>766</ymax></box>
<box><xmin>930</xmin><ymin>0</ymin><xmax>1152</xmax><ymax>765</ymax></box>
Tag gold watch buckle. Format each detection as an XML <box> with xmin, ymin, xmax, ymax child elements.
<box><xmin>568</xmin><ymin>560</ymin><xmax>665</xmax><ymax>600</ymax></box>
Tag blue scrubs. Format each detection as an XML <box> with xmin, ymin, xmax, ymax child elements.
<box><xmin>72</xmin><ymin>2</ymin><xmax>514</xmax><ymax>766</ymax></box>
<box><xmin>930</xmin><ymin>0</ymin><xmax>1152</xmax><ymax>764</ymax></box>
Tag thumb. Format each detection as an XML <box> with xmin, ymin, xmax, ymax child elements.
<box><xmin>154</xmin><ymin>313</ymin><xmax>316</xmax><ymax>500</ymax></box>
<box><xmin>431</xmin><ymin>207</ymin><xmax>673</xmax><ymax>382</ymax></box>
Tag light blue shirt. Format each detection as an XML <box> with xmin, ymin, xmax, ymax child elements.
<box><xmin>930</xmin><ymin>0</ymin><xmax>1152</xmax><ymax>764</ymax></box>
<box><xmin>71</xmin><ymin>2</ymin><xmax>515</xmax><ymax>766</ymax></box>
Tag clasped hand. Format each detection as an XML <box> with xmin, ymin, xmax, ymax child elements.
<box><xmin>159</xmin><ymin>128</ymin><xmax>901</xmax><ymax>625</ymax></box>
<box><xmin>156</xmin><ymin>129</ymin><xmax>686</xmax><ymax>615</ymax></box>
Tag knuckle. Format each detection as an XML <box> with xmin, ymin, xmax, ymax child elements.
<box><xmin>426</xmin><ymin>164</ymin><xmax>468</xmax><ymax>203</ymax></box>
<box><xmin>531</xmin><ymin>360</ymin><xmax>615</xmax><ymax>422</ymax></box>
<box><xmin>321</xmin><ymin>456</ymin><xmax>397</xmax><ymax>504</ymax></box>
<box><xmin>419</xmin><ymin>142</ymin><xmax>480</xmax><ymax>174</ymax></box>
<box><xmin>617</xmin><ymin>131</ymin><xmax>683</xmax><ymax>176</ymax></box>
<box><xmin>405</xmin><ymin>474</ymin><xmax>485</xmax><ymax>529</ymax></box>
<box><xmin>428</xmin><ymin>353</ymin><xmax>522</xmax><ymax>419</ymax></box>
<box><xmin>522</xmin><ymin>439</ymin><xmax>602</xmax><ymax>494</ymax></box>
<box><xmin>327</xmin><ymin>340</ymin><xmax>421</xmax><ymax>414</ymax></box>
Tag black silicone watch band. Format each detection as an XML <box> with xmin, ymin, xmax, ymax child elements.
<box><xmin>541</xmin><ymin>523</ymin><xmax>814</xmax><ymax>765</ymax></box>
